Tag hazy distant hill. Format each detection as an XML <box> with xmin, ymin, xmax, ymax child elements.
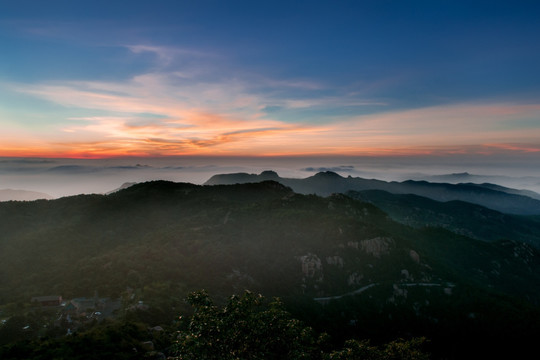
<box><xmin>411</xmin><ymin>172</ymin><xmax>540</xmax><ymax>198</ymax></box>
<box><xmin>105</xmin><ymin>182</ymin><xmax>137</xmax><ymax>194</ymax></box>
<box><xmin>205</xmin><ymin>171</ymin><xmax>540</xmax><ymax>215</ymax></box>
<box><xmin>467</xmin><ymin>182</ymin><xmax>540</xmax><ymax>200</ymax></box>
<box><xmin>0</xmin><ymin>189</ymin><xmax>52</xmax><ymax>201</ymax></box>
<box><xmin>348</xmin><ymin>189</ymin><xmax>540</xmax><ymax>248</ymax></box>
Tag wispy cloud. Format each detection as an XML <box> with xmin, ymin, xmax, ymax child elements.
<box><xmin>4</xmin><ymin>40</ymin><xmax>540</xmax><ymax>157</ymax></box>
<box><xmin>8</xmin><ymin>69</ymin><xmax>540</xmax><ymax>156</ymax></box>
<box><xmin>483</xmin><ymin>143</ymin><xmax>540</xmax><ymax>153</ymax></box>
<box><xmin>335</xmin><ymin>103</ymin><xmax>540</xmax><ymax>145</ymax></box>
<box><xmin>282</xmin><ymin>98</ymin><xmax>387</xmax><ymax>109</ymax></box>
<box><xmin>125</xmin><ymin>44</ymin><xmax>211</xmax><ymax>67</ymax></box>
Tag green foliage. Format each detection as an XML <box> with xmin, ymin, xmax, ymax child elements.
<box><xmin>172</xmin><ymin>290</ymin><xmax>430</xmax><ymax>360</ymax></box>
<box><xmin>172</xmin><ymin>290</ymin><xmax>323</xmax><ymax>360</ymax></box>
<box><xmin>325</xmin><ymin>338</ymin><xmax>428</xmax><ymax>360</ymax></box>
<box><xmin>0</xmin><ymin>290</ymin><xmax>431</xmax><ymax>360</ymax></box>
<box><xmin>0</xmin><ymin>320</ymin><xmax>150</xmax><ymax>360</ymax></box>
<box><xmin>381</xmin><ymin>338</ymin><xmax>430</xmax><ymax>360</ymax></box>
<box><xmin>325</xmin><ymin>339</ymin><xmax>380</xmax><ymax>360</ymax></box>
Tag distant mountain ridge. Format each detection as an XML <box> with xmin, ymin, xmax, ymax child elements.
<box><xmin>105</xmin><ymin>182</ymin><xmax>137</xmax><ymax>194</ymax></box>
<box><xmin>464</xmin><ymin>182</ymin><xmax>540</xmax><ymax>200</ymax></box>
<box><xmin>0</xmin><ymin>189</ymin><xmax>52</xmax><ymax>201</ymax></box>
<box><xmin>410</xmin><ymin>172</ymin><xmax>540</xmax><ymax>196</ymax></box>
<box><xmin>348</xmin><ymin>189</ymin><xmax>540</xmax><ymax>248</ymax></box>
<box><xmin>205</xmin><ymin>171</ymin><xmax>540</xmax><ymax>215</ymax></box>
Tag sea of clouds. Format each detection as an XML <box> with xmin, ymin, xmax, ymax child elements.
<box><xmin>1</xmin><ymin>156</ymin><xmax>540</xmax><ymax>199</ymax></box>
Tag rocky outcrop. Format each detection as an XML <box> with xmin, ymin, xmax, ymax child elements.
<box><xmin>360</xmin><ymin>237</ymin><xmax>394</xmax><ymax>258</ymax></box>
<box><xmin>326</xmin><ymin>255</ymin><xmax>344</xmax><ymax>267</ymax></box>
<box><xmin>300</xmin><ymin>253</ymin><xmax>322</xmax><ymax>278</ymax></box>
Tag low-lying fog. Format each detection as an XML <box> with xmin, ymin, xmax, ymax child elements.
<box><xmin>1</xmin><ymin>156</ymin><xmax>540</xmax><ymax>199</ymax></box>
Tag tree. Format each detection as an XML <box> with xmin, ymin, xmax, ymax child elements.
<box><xmin>171</xmin><ymin>291</ymin><xmax>430</xmax><ymax>360</ymax></box>
<box><xmin>172</xmin><ymin>290</ymin><xmax>324</xmax><ymax>359</ymax></box>
<box><xmin>325</xmin><ymin>338</ymin><xmax>429</xmax><ymax>360</ymax></box>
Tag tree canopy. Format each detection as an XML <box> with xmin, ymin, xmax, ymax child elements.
<box><xmin>172</xmin><ymin>290</ymin><xmax>429</xmax><ymax>360</ymax></box>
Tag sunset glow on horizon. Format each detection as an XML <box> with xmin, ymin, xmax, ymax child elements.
<box><xmin>1</xmin><ymin>1</ymin><xmax>540</xmax><ymax>161</ymax></box>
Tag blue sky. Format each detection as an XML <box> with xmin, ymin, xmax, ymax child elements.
<box><xmin>1</xmin><ymin>0</ymin><xmax>540</xmax><ymax>158</ymax></box>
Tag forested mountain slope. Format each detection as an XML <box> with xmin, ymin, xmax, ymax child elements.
<box><xmin>347</xmin><ymin>189</ymin><xmax>540</xmax><ymax>248</ymax></box>
<box><xmin>1</xmin><ymin>180</ymin><xmax>539</xmax><ymax>358</ymax></box>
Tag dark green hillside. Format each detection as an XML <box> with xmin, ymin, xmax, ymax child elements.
<box><xmin>348</xmin><ymin>189</ymin><xmax>540</xmax><ymax>248</ymax></box>
<box><xmin>0</xmin><ymin>180</ymin><xmax>391</xmax><ymax>302</ymax></box>
<box><xmin>1</xmin><ymin>180</ymin><xmax>540</xmax><ymax>358</ymax></box>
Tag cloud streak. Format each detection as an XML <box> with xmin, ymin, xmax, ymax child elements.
<box><xmin>3</xmin><ymin>40</ymin><xmax>540</xmax><ymax>158</ymax></box>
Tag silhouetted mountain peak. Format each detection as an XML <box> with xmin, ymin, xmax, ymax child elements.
<box><xmin>204</xmin><ymin>172</ymin><xmax>259</xmax><ymax>185</ymax></box>
<box><xmin>259</xmin><ymin>170</ymin><xmax>280</xmax><ymax>179</ymax></box>
<box><xmin>113</xmin><ymin>180</ymin><xmax>198</xmax><ymax>197</ymax></box>
<box><xmin>313</xmin><ymin>171</ymin><xmax>343</xmax><ymax>179</ymax></box>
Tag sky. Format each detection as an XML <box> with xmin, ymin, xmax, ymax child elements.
<box><xmin>1</xmin><ymin>0</ymin><xmax>539</xmax><ymax>161</ymax></box>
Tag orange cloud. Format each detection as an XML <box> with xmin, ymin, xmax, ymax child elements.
<box><xmin>5</xmin><ymin>70</ymin><xmax>540</xmax><ymax>158</ymax></box>
<box><xmin>483</xmin><ymin>143</ymin><xmax>540</xmax><ymax>153</ymax></box>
